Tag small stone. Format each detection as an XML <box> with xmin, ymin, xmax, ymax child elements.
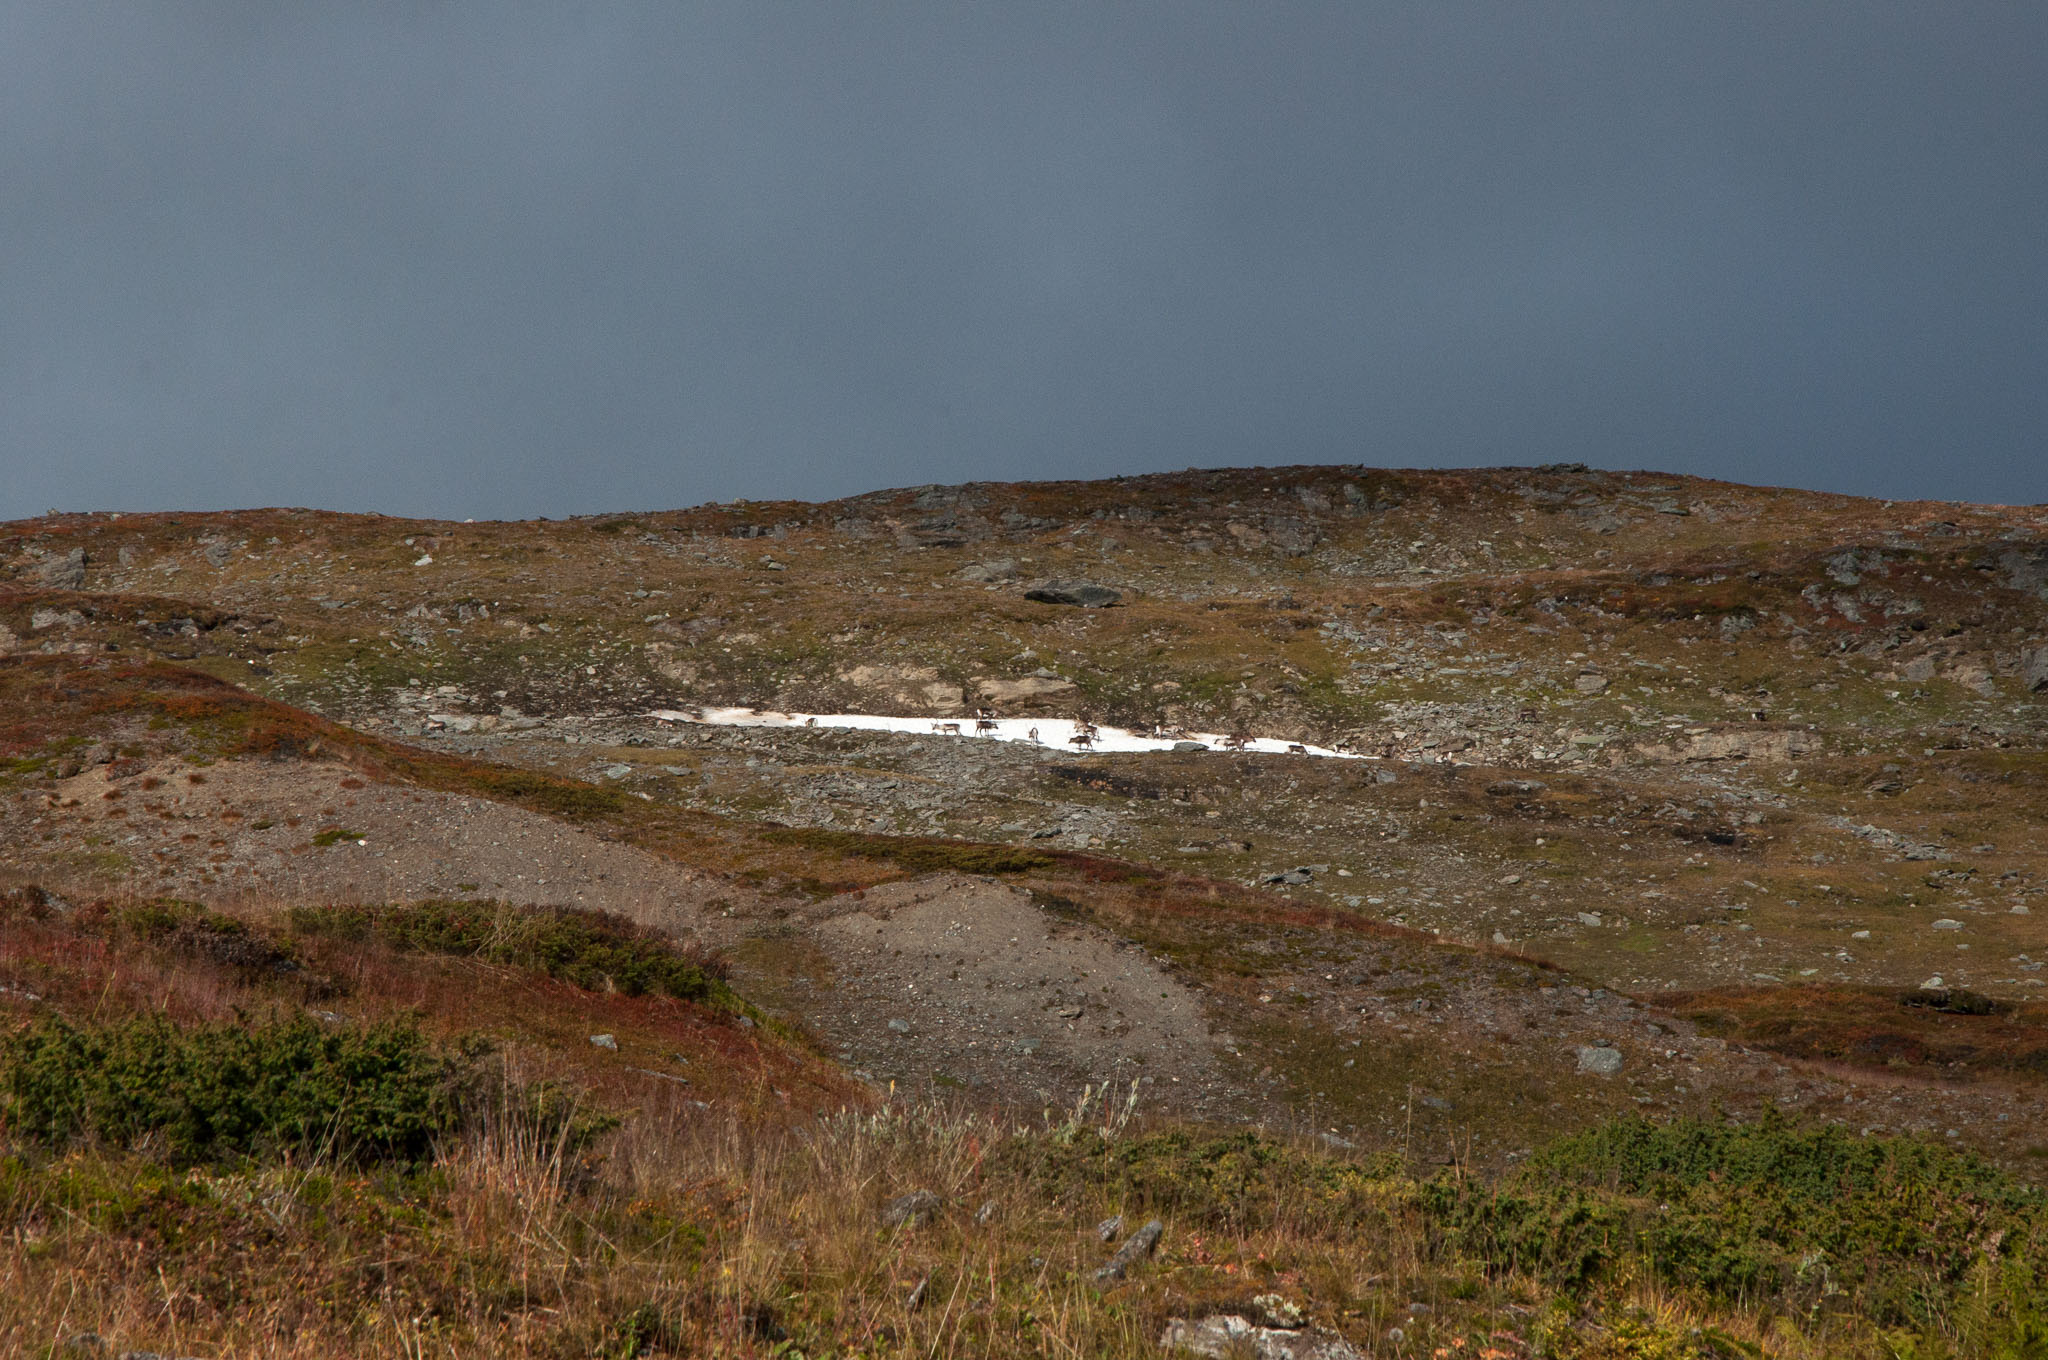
<box><xmin>1092</xmin><ymin>1217</ymin><xmax>1163</xmax><ymax>1282</ymax></box>
<box><xmin>589</xmin><ymin>1033</ymin><xmax>618</xmax><ymax>1050</ymax></box>
<box><xmin>975</xmin><ymin>1199</ymin><xmax>999</xmax><ymax>1224</ymax></box>
<box><xmin>1574</xmin><ymin>673</ymin><xmax>1609</xmax><ymax>693</ymax></box>
<box><xmin>957</xmin><ymin>559</ymin><xmax>1021</xmax><ymax>583</ymax></box>
<box><xmin>1023</xmin><ymin>579</ymin><xmax>1122</xmax><ymax>608</ymax></box>
<box><xmin>1577</xmin><ymin>1045</ymin><xmax>1624</xmax><ymax>1077</ymax></box>
<box><xmin>1173</xmin><ymin>740</ymin><xmax>1208</xmax><ymax>752</ymax></box>
<box><xmin>1407</xmin><ymin>1302</ymin><xmax>1432</xmax><ymax>1316</ymax></box>
<box><xmin>1487</xmin><ymin>779</ymin><xmax>1546</xmax><ymax>796</ymax></box>
<box><xmin>1851</xmin><ymin>930</ymin><xmax>1871</xmax><ymax>939</ymax></box>
<box><xmin>887</xmin><ymin>1018</ymin><xmax>912</xmax><ymax>1034</ymax></box>
<box><xmin>1576</xmin><ymin>911</ymin><xmax>1604</xmax><ymax>928</ymax></box>
<box><xmin>883</xmin><ymin>1189</ymin><xmax>942</xmax><ymax>1228</ymax></box>
<box><xmin>1932</xmin><ymin>919</ymin><xmax>1963</xmax><ymax>931</ymax></box>
<box><xmin>1097</xmin><ymin>1214</ymin><xmax>1124</xmax><ymax>1242</ymax></box>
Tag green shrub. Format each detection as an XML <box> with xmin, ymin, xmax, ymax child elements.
<box><xmin>288</xmin><ymin>900</ymin><xmax>731</xmax><ymax>1004</ymax></box>
<box><xmin>998</xmin><ymin>1126</ymin><xmax>1405</xmax><ymax>1234</ymax></box>
<box><xmin>1428</xmin><ymin>1112</ymin><xmax>2048</xmax><ymax>1327</ymax></box>
<box><xmin>0</xmin><ymin>1014</ymin><xmax>465</xmax><ymax>1166</ymax></box>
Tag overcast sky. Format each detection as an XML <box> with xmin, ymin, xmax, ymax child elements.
<box><xmin>4</xmin><ymin>4</ymin><xmax>2044</xmax><ymax>520</ymax></box>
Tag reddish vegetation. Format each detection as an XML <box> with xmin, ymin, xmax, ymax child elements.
<box><xmin>1661</xmin><ymin>983</ymin><xmax>2048</xmax><ymax>1082</ymax></box>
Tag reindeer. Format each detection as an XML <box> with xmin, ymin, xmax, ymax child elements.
<box><xmin>1286</xmin><ymin>743</ymin><xmax>1309</xmax><ymax>755</ymax></box>
<box><xmin>932</xmin><ymin>721</ymin><xmax>963</xmax><ymax>735</ymax></box>
<box><xmin>1068</xmin><ymin>731</ymin><xmax>1094</xmax><ymax>749</ymax></box>
<box><xmin>804</xmin><ymin>717</ymin><xmax>817</xmax><ymax>727</ymax></box>
<box><xmin>1222</xmin><ymin>733</ymin><xmax>1250</xmax><ymax>751</ymax></box>
<box><xmin>975</xmin><ymin>716</ymin><xmax>999</xmax><ymax>735</ymax></box>
<box><xmin>1026</xmin><ymin>727</ymin><xmax>1040</xmax><ymax>744</ymax></box>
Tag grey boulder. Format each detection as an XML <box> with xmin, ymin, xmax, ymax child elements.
<box><xmin>1024</xmin><ymin>580</ymin><xmax>1122</xmax><ymax>608</ymax></box>
<box><xmin>2025</xmin><ymin>648</ymin><xmax>2048</xmax><ymax>693</ymax></box>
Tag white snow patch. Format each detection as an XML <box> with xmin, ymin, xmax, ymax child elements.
<box><xmin>647</xmin><ymin>706</ymin><xmax>1366</xmax><ymax>759</ymax></box>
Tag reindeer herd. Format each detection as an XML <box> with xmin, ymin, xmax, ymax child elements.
<box><xmin>922</xmin><ymin>710</ymin><xmax>1325</xmax><ymax>755</ymax></box>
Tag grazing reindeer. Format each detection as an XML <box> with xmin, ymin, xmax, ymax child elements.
<box><xmin>932</xmin><ymin>721</ymin><xmax>963</xmax><ymax>735</ymax></box>
<box><xmin>805</xmin><ymin>717</ymin><xmax>817</xmax><ymax>727</ymax></box>
<box><xmin>1222</xmin><ymin>733</ymin><xmax>1250</xmax><ymax>751</ymax></box>
<box><xmin>1026</xmin><ymin>727</ymin><xmax>1040</xmax><ymax>744</ymax></box>
<box><xmin>1068</xmin><ymin>730</ymin><xmax>1094</xmax><ymax>749</ymax></box>
<box><xmin>975</xmin><ymin>716</ymin><xmax>999</xmax><ymax>734</ymax></box>
<box><xmin>1286</xmin><ymin>743</ymin><xmax>1309</xmax><ymax>755</ymax></box>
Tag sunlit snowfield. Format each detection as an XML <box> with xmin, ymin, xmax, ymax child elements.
<box><xmin>647</xmin><ymin>706</ymin><xmax>1365</xmax><ymax>758</ymax></box>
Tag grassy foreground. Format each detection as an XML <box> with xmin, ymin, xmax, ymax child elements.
<box><xmin>2</xmin><ymin>888</ymin><xmax>2046</xmax><ymax>1358</ymax></box>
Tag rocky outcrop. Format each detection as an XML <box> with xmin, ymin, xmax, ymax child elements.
<box><xmin>1635</xmin><ymin>727</ymin><xmax>1815</xmax><ymax>763</ymax></box>
<box><xmin>973</xmin><ymin>674</ymin><xmax>1078</xmax><ymax>706</ymax></box>
<box><xmin>836</xmin><ymin>665</ymin><xmax>964</xmax><ymax>713</ymax></box>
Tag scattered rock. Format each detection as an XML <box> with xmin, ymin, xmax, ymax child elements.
<box><xmin>1263</xmin><ymin>868</ymin><xmax>1315</xmax><ymax>886</ymax></box>
<box><xmin>589</xmin><ymin>1033</ymin><xmax>618</xmax><ymax>1050</ymax></box>
<box><xmin>1573</xmin><ymin>673</ymin><xmax>1609</xmax><ymax>694</ymax></box>
<box><xmin>975</xmin><ymin>1199</ymin><xmax>999</xmax><ymax>1225</ymax></box>
<box><xmin>1173</xmin><ymin>740</ymin><xmax>1208</xmax><ymax>752</ymax></box>
<box><xmin>957</xmin><ymin>559</ymin><xmax>1021</xmax><ymax>583</ymax></box>
<box><xmin>1932</xmin><ymin>919</ymin><xmax>1963</xmax><ymax>931</ymax></box>
<box><xmin>1097</xmin><ymin>1214</ymin><xmax>1124</xmax><ymax>1242</ymax></box>
<box><xmin>1024</xmin><ymin>580</ymin><xmax>1122</xmax><ymax>608</ymax></box>
<box><xmin>887</xmin><ymin>1017</ymin><xmax>912</xmax><ymax>1033</ymax></box>
<box><xmin>1093</xmin><ymin>1217</ymin><xmax>1163</xmax><ymax>1282</ymax></box>
<box><xmin>1158</xmin><ymin>1315</ymin><xmax>1361</xmax><ymax>1360</ymax></box>
<box><xmin>1576</xmin><ymin>1045</ymin><xmax>1624</xmax><ymax>1077</ymax></box>
<box><xmin>883</xmin><ymin>1189</ymin><xmax>942</xmax><ymax>1229</ymax></box>
<box><xmin>1576</xmin><ymin>911</ymin><xmax>1604</xmax><ymax>928</ymax></box>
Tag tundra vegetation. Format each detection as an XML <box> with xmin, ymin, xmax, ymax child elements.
<box><xmin>3</xmin><ymin>466</ymin><xmax>2047</xmax><ymax>1356</ymax></box>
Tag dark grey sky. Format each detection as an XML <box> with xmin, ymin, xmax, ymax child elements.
<box><xmin>5</xmin><ymin>4</ymin><xmax>2044</xmax><ymax>520</ymax></box>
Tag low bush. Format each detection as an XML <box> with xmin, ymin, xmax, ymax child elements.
<box><xmin>1429</xmin><ymin>1112</ymin><xmax>2048</xmax><ymax>1328</ymax></box>
<box><xmin>999</xmin><ymin>1125</ymin><xmax>1406</xmax><ymax>1234</ymax></box>
<box><xmin>0</xmin><ymin>1014</ymin><xmax>467</xmax><ymax>1166</ymax></box>
<box><xmin>287</xmin><ymin>899</ymin><xmax>732</xmax><ymax>1004</ymax></box>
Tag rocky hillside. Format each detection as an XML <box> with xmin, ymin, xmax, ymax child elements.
<box><xmin>4</xmin><ymin>464</ymin><xmax>2048</xmax><ymax>1357</ymax></box>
